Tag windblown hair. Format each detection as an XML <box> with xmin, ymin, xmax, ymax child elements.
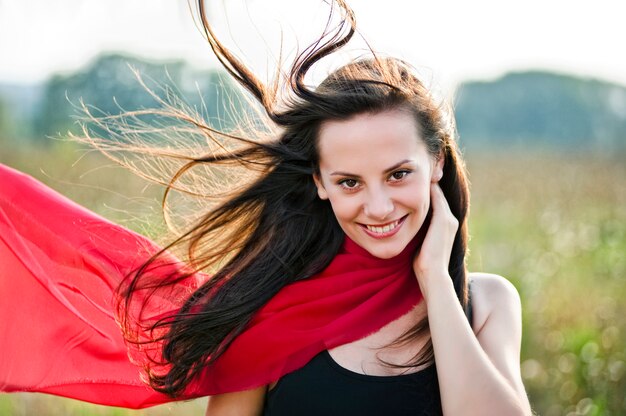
<box><xmin>78</xmin><ymin>0</ymin><xmax>470</xmax><ymax>398</ymax></box>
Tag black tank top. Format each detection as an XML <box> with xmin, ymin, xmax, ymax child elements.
<box><xmin>263</xmin><ymin>349</ymin><xmax>442</xmax><ymax>416</ymax></box>
<box><xmin>262</xmin><ymin>280</ymin><xmax>473</xmax><ymax>415</ymax></box>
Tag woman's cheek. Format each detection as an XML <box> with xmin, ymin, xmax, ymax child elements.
<box><xmin>329</xmin><ymin>195</ymin><xmax>357</xmax><ymax>222</ymax></box>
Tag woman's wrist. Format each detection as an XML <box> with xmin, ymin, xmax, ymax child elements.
<box><xmin>417</xmin><ymin>271</ymin><xmax>455</xmax><ymax>304</ymax></box>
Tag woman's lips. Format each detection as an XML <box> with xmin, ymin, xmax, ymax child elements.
<box><xmin>359</xmin><ymin>215</ymin><xmax>408</xmax><ymax>239</ymax></box>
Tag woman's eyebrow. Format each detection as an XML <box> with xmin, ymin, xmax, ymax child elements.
<box><xmin>329</xmin><ymin>159</ymin><xmax>415</xmax><ymax>177</ymax></box>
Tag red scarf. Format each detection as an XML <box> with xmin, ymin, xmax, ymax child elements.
<box><xmin>0</xmin><ymin>163</ymin><xmax>423</xmax><ymax>409</ymax></box>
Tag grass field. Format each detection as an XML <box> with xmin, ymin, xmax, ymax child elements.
<box><xmin>1</xmin><ymin>143</ymin><xmax>624</xmax><ymax>415</ymax></box>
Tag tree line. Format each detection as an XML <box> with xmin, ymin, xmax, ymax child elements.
<box><xmin>1</xmin><ymin>53</ymin><xmax>625</xmax><ymax>151</ymax></box>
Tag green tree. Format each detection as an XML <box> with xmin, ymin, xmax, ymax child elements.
<box><xmin>34</xmin><ymin>53</ymin><xmax>248</xmax><ymax>142</ymax></box>
<box><xmin>455</xmin><ymin>71</ymin><xmax>626</xmax><ymax>151</ymax></box>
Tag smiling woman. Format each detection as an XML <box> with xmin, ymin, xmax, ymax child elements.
<box><xmin>0</xmin><ymin>0</ymin><xmax>534</xmax><ymax>415</ymax></box>
<box><xmin>314</xmin><ymin>110</ymin><xmax>443</xmax><ymax>259</ymax></box>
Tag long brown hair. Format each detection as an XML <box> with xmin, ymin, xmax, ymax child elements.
<box><xmin>78</xmin><ymin>0</ymin><xmax>470</xmax><ymax>397</ymax></box>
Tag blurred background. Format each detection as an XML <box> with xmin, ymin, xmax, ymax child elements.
<box><xmin>0</xmin><ymin>1</ymin><xmax>625</xmax><ymax>415</ymax></box>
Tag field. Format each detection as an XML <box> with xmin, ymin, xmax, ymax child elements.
<box><xmin>1</xmin><ymin>143</ymin><xmax>625</xmax><ymax>416</ymax></box>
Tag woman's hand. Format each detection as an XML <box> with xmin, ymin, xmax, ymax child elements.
<box><xmin>412</xmin><ymin>182</ymin><xmax>459</xmax><ymax>296</ymax></box>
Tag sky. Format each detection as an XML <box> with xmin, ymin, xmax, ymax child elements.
<box><xmin>1</xmin><ymin>0</ymin><xmax>625</xmax><ymax>95</ymax></box>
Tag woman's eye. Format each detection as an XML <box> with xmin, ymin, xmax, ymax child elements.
<box><xmin>339</xmin><ymin>179</ymin><xmax>359</xmax><ymax>189</ymax></box>
<box><xmin>390</xmin><ymin>170</ymin><xmax>410</xmax><ymax>181</ymax></box>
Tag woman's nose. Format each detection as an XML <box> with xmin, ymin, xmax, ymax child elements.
<box><xmin>363</xmin><ymin>190</ymin><xmax>394</xmax><ymax>220</ymax></box>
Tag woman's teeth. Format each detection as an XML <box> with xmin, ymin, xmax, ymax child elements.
<box><xmin>365</xmin><ymin>219</ymin><xmax>400</xmax><ymax>234</ymax></box>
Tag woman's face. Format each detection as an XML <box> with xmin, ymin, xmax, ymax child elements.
<box><xmin>313</xmin><ymin>109</ymin><xmax>443</xmax><ymax>259</ymax></box>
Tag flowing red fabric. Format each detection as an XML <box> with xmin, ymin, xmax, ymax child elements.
<box><xmin>0</xmin><ymin>162</ymin><xmax>423</xmax><ymax>409</ymax></box>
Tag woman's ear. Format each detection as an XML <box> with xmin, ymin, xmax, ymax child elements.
<box><xmin>312</xmin><ymin>173</ymin><xmax>329</xmax><ymax>200</ymax></box>
<box><xmin>431</xmin><ymin>152</ymin><xmax>444</xmax><ymax>183</ymax></box>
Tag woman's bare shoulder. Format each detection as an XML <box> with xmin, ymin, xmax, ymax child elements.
<box><xmin>468</xmin><ymin>272</ymin><xmax>522</xmax><ymax>336</ymax></box>
<box><xmin>205</xmin><ymin>385</ymin><xmax>267</xmax><ymax>416</ymax></box>
<box><xmin>467</xmin><ymin>272</ymin><xmax>528</xmax><ymax>406</ymax></box>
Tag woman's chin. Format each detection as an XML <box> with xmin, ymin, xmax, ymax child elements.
<box><xmin>370</xmin><ymin>244</ymin><xmax>407</xmax><ymax>259</ymax></box>
<box><xmin>354</xmin><ymin>235</ymin><xmax>412</xmax><ymax>259</ymax></box>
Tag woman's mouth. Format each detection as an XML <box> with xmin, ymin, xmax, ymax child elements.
<box><xmin>359</xmin><ymin>215</ymin><xmax>408</xmax><ymax>239</ymax></box>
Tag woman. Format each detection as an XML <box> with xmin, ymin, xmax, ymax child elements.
<box><xmin>0</xmin><ymin>0</ymin><xmax>532</xmax><ymax>414</ymax></box>
<box><xmin>186</xmin><ymin>2</ymin><xmax>531</xmax><ymax>414</ymax></box>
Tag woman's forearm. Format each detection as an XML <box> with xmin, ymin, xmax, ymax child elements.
<box><xmin>421</xmin><ymin>274</ymin><xmax>530</xmax><ymax>416</ymax></box>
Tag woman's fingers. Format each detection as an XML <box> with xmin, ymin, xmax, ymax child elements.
<box><xmin>413</xmin><ymin>183</ymin><xmax>459</xmax><ymax>281</ymax></box>
<box><xmin>430</xmin><ymin>182</ymin><xmax>459</xmax><ymax>234</ymax></box>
